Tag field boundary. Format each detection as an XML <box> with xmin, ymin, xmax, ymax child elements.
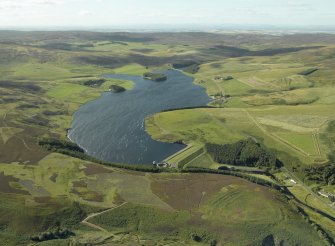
<box><xmin>312</xmin><ymin>132</ymin><xmax>322</xmax><ymax>156</ymax></box>
<box><xmin>163</xmin><ymin>144</ymin><xmax>205</xmax><ymax>167</ymax></box>
<box><xmin>244</xmin><ymin>109</ymin><xmax>310</xmax><ymax>157</ymax></box>
<box><xmin>184</xmin><ymin>152</ymin><xmax>207</xmax><ymax>169</ymax></box>
<box><xmin>164</xmin><ymin>144</ymin><xmax>193</xmax><ymax>162</ymax></box>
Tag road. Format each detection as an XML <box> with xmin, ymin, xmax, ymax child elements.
<box><xmin>81</xmin><ymin>202</ymin><xmax>128</xmax><ymax>232</ymax></box>
<box><xmin>282</xmin><ymin>167</ymin><xmax>334</xmax><ymax>211</ymax></box>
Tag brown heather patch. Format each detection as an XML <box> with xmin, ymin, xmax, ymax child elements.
<box><xmin>70</xmin><ymin>178</ymin><xmax>105</xmax><ymax>202</ymax></box>
<box><xmin>33</xmin><ymin>196</ymin><xmax>52</xmax><ymax>204</ymax></box>
<box><xmin>151</xmin><ymin>173</ymin><xmax>267</xmax><ymax>210</ymax></box>
<box><xmin>72</xmin><ymin>180</ymin><xmax>87</xmax><ymax>188</ymax></box>
<box><xmin>0</xmin><ymin>172</ymin><xmax>29</xmax><ymax>195</ymax></box>
<box><xmin>83</xmin><ymin>163</ymin><xmax>113</xmax><ymax>176</ymax></box>
<box><xmin>81</xmin><ymin>191</ymin><xmax>104</xmax><ymax>202</ymax></box>
<box><xmin>0</xmin><ymin>123</ymin><xmax>49</xmax><ymax>164</ymax></box>
<box><xmin>113</xmin><ymin>192</ymin><xmax>126</xmax><ymax>204</ymax></box>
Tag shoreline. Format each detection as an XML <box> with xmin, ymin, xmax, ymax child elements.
<box><xmin>67</xmin><ymin>70</ymin><xmax>210</xmax><ymax>165</ymax></box>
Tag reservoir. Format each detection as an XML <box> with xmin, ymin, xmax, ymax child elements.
<box><xmin>68</xmin><ymin>70</ymin><xmax>211</xmax><ymax>165</ymax></box>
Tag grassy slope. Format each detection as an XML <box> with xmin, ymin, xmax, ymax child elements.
<box><xmin>0</xmin><ymin>157</ymin><xmax>323</xmax><ymax>245</ymax></box>
<box><xmin>147</xmin><ymin>45</ymin><xmax>335</xmax><ymax>166</ymax></box>
<box><xmin>145</xmin><ymin>42</ymin><xmax>335</xmax><ymax>243</ymax></box>
<box><xmin>88</xmin><ymin>173</ymin><xmax>322</xmax><ymax>245</ymax></box>
<box><xmin>0</xmin><ymin>32</ymin><xmax>334</xmax><ymax>244</ymax></box>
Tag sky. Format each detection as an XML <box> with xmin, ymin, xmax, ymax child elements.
<box><xmin>0</xmin><ymin>0</ymin><xmax>335</xmax><ymax>30</ymax></box>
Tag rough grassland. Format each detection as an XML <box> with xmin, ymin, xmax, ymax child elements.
<box><xmin>0</xmin><ymin>32</ymin><xmax>334</xmax><ymax>244</ymax></box>
<box><xmin>89</xmin><ymin>173</ymin><xmax>322</xmax><ymax>245</ymax></box>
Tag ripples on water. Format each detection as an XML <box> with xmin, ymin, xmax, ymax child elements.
<box><xmin>68</xmin><ymin>70</ymin><xmax>211</xmax><ymax>165</ymax></box>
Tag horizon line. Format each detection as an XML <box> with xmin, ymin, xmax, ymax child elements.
<box><xmin>1</xmin><ymin>24</ymin><xmax>335</xmax><ymax>34</ymax></box>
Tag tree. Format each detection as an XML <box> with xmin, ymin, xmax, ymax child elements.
<box><xmin>205</xmin><ymin>139</ymin><xmax>277</xmax><ymax>168</ymax></box>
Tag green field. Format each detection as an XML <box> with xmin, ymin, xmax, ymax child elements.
<box><xmin>164</xmin><ymin>144</ymin><xmax>204</xmax><ymax>168</ymax></box>
<box><xmin>0</xmin><ymin>31</ymin><xmax>334</xmax><ymax>245</ymax></box>
<box><xmin>146</xmin><ymin>106</ymin><xmax>332</xmax><ymax>166</ymax></box>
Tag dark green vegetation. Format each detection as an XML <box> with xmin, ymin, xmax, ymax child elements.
<box><xmin>182</xmin><ymin>63</ymin><xmax>200</xmax><ymax>74</ymax></box>
<box><xmin>205</xmin><ymin>139</ymin><xmax>278</xmax><ymax>167</ymax></box>
<box><xmin>143</xmin><ymin>72</ymin><xmax>167</xmax><ymax>81</ymax></box>
<box><xmin>299</xmin><ymin>68</ymin><xmax>319</xmax><ymax>76</ymax></box>
<box><xmin>38</xmin><ymin>138</ymin><xmax>160</xmax><ymax>172</ymax></box>
<box><xmin>0</xmin><ymin>30</ymin><xmax>335</xmax><ymax>245</ymax></box>
<box><xmin>0</xmin><ymin>81</ymin><xmax>42</xmax><ymax>92</ymax></box>
<box><xmin>39</xmin><ymin>138</ymin><xmax>85</xmax><ymax>154</ymax></box>
<box><xmin>223</xmin><ymin>75</ymin><xmax>234</xmax><ymax>81</ymax></box>
<box><xmin>30</xmin><ymin>228</ymin><xmax>74</xmax><ymax>242</ymax></box>
<box><xmin>82</xmin><ymin>78</ymin><xmax>106</xmax><ymax>87</ymax></box>
<box><xmin>109</xmin><ymin>84</ymin><xmax>125</xmax><ymax>92</ymax></box>
<box><xmin>0</xmin><ymin>197</ymin><xmax>89</xmax><ymax>245</ymax></box>
<box><xmin>324</xmin><ymin>120</ymin><xmax>335</xmax><ymax>162</ymax></box>
<box><xmin>172</xmin><ymin>61</ymin><xmax>198</xmax><ymax>69</ymax></box>
<box><xmin>172</xmin><ymin>61</ymin><xmax>200</xmax><ymax>74</ymax></box>
<box><xmin>202</xmin><ymin>45</ymin><xmax>324</xmax><ymax>58</ymax></box>
<box><xmin>304</xmin><ymin>164</ymin><xmax>335</xmax><ymax>185</ymax></box>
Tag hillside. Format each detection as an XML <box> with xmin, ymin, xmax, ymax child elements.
<box><xmin>0</xmin><ymin>31</ymin><xmax>334</xmax><ymax>245</ymax></box>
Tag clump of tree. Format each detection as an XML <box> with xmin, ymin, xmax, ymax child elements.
<box><xmin>304</xmin><ymin>164</ymin><xmax>335</xmax><ymax>185</ymax></box>
<box><xmin>205</xmin><ymin>139</ymin><xmax>278</xmax><ymax>168</ymax></box>
<box><xmin>30</xmin><ymin>228</ymin><xmax>74</xmax><ymax>242</ymax></box>
<box><xmin>182</xmin><ymin>64</ymin><xmax>200</xmax><ymax>74</ymax></box>
<box><xmin>143</xmin><ymin>72</ymin><xmax>167</xmax><ymax>81</ymax></box>
<box><xmin>39</xmin><ymin>138</ymin><xmax>85</xmax><ymax>153</ymax></box>
<box><xmin>83</xmin><ymin>78</ymin><xmax>106</xmax><ymax>87</ymax></box>
<box><xmin>322</xmin><ymin>120</ymin><xmax>335</xmax><ymax>163</ymax></box>
<box><xmin>38</xmin><ymin>138</ymin><xmax>161</xmax><ymax>172</ymax></box>
<box><xmin>184</xmin><ymin>228</ymin><xmax>217</xmax><ymax>245</ymax></box>
<box><xmin>223</xmin><ymin>76</ymin><xmax>234</xmax><ymax>81</ymax></box>
<box><xmin>109</xmin><ymin>84</ymin><xmax>125</xmax><ymax>93</ymax></box>
<box><xmin>214</xmin><ymin>76</ymin><xmax>234</xmax><ymax>81</ymax></box>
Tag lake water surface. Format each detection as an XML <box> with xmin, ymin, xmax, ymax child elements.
<box><xmin>68</xmin><ymin>70</ymin><xmax>211</xmax><ymax>164</ymax></box>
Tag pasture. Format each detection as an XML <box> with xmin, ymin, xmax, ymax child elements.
<box><xmin>0</xmin><ymin>31</ymin><xmax>334</xmax><ymax>244</ymax></box>
<box><xmin>146</xmin><ymin>105</ymin><xmax>333</xmax><ymax>167</ymax></box>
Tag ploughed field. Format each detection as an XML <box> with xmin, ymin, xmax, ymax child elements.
<box><xmin>0</xmin><ymin>31</ymin><xmax>335</xmax><ymax>245</ymax></box>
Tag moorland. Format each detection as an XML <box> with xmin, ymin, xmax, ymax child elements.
<box><xmin>0</xmin><ymin>30</ymin><xmax>335</xmax><ymax>245</ymax></box>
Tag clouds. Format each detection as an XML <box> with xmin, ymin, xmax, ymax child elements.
<box><xmin>0</xmin><ymin>0</ymin><xmax>63</xmax><ymax>10</ymax></box>
<box><xmin>78</xmin><ymin>10</ymin><xmax>95</xmax><ymax>17</ymax></box>
<box><xmin>29</xmin><ymin>0</ymin><xmax>64</xmax><ymax>4</ymax></box>
<box><xmin>286</xmin><ymin>1</ymin><xmax>312</xmax><ymax>8</ymax></box>
<box><xmin>0</xmin><ymin>0</ymin><xmax>64</xmax><ymax>4</ymax></box>
<box><xmin>0</xmin><ymin>0</ymin><xmax>334</xmax><ymax>28</ymax></box>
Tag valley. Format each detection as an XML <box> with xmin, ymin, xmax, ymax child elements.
<box><xmin>0</xmin><ymin>31</ymin><xmax>335</xmax><ymax>245</ymax></box>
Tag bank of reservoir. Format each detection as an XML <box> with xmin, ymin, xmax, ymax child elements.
<box><xmin>68</xmin><ymin>70</ymin><xmax>211</xmax><ymax>164</ymax></box>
